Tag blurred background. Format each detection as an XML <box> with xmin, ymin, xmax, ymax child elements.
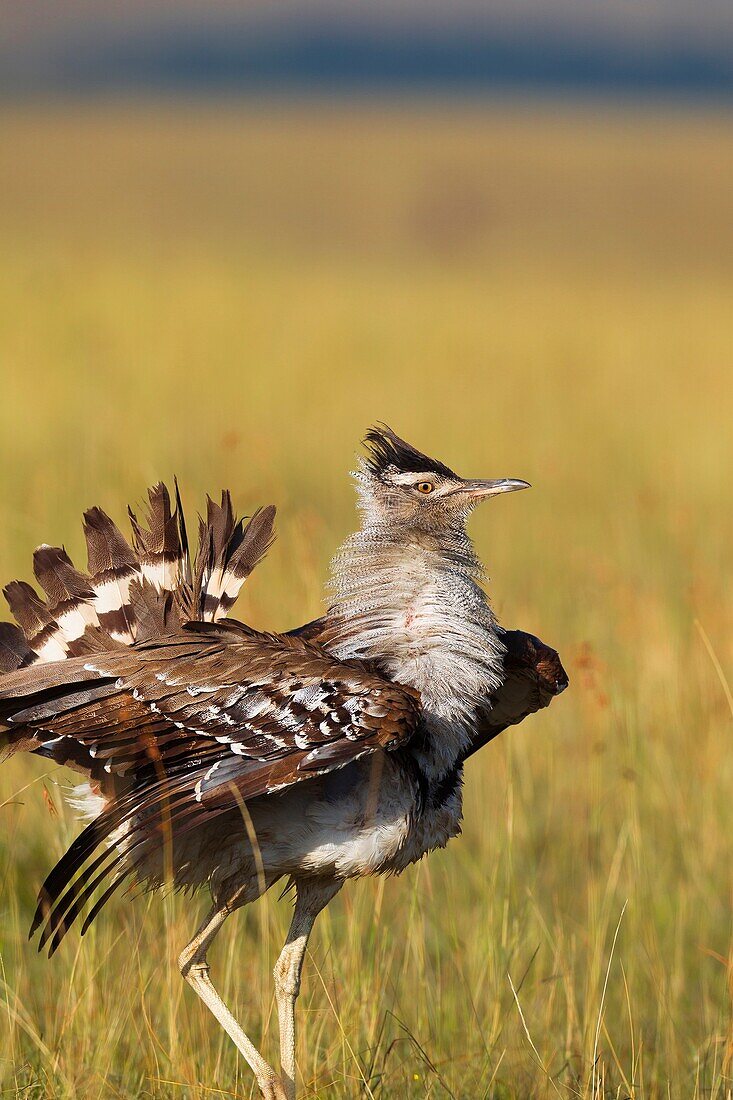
<box><xmin>1</xmin><ymin>3</ymin><xmax>732</xmax><ymax>1098</ymax></box>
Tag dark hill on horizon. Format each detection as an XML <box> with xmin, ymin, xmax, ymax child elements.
<box><xmin>3</xmin><ymin>25</ymin><xmax>733</xmax><ymax>98</ymax></box>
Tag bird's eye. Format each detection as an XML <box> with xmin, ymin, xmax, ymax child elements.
<box><xmin>416</xmin><ymin>482</ymin><xmax>434</xmax><ymax>494</ymax></box>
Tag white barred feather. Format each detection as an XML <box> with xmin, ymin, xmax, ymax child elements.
<box><xmin>0</xmin><ymin>485</ymin><xmax>275</xmax><ymax>671</ymax></box>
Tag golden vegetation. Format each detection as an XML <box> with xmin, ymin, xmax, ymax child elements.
<box><xmin>0</xmin><ymin>100</ymin><xmax>732</xmax><ymax>1098</ymax></box>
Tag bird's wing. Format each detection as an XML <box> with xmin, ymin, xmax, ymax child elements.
<box><xmin>463</xmin><ymin>629</ymin><xmax>569</xmax><ymax>760</ymax></box>
<box><xmin>0</xmin><ymin>482</ymin><xmax>276</xmax><ymax>674</ymax></box>
<box><xmin>0</xmin><ymin>621</ymin><xmax>421</xmax><ymax>808</ymax></box>
<box><xmin>0</xmin><ymin>622</ymin><xmax>421</xmax><ymax>952</ymax></box>
<box><xmin>289</xmin><ymin>618</ymin><xmax>569</xmax><ymax>757</ymax></box>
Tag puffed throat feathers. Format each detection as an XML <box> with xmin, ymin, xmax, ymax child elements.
<box><xmin>322</xmin><ymin>467</ymin><xmax>506</xmax><ymax>774</ymax></box>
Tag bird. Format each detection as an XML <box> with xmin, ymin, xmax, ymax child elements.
<box><xmin>0</xmin><ymin>425</ymin><xmax>567</xmax><ymax>1100</ymax></box>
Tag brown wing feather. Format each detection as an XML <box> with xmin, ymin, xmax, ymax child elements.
<box><xmin>0</xmin><ymin>622</ymin><xmax>420</xmax><ymax>803</ymax></box>
<box><xmin>289</xmin><ymin>618</ymin><xmax>569</xmax><ymax>760</ymax></box>
<box><xmin>464</xmin><ymin>629</ymin><xmax>569</xmax><ymax>760</ymax></box>
<box><xmin>0</xmin><ymin>622</ymin><xmax>419</xmax><ymax>950</ymax></box>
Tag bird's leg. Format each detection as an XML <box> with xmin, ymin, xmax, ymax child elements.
<box><xmin>179</xmin><ymin>892</ymin><xmax>287</xmax><ymax>1100</ymax></box>
<box><xmin>273</xmin><ymin>878</ymin><xmax>343</xmax><ymax>1100</ymax></box>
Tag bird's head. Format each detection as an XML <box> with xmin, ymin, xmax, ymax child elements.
<box><xmin>355</xmin><ymin>424</ymin><xmax>530</xmax><ymax>535</ymax></box>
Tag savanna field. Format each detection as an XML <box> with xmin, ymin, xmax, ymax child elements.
<box><xmin>0</xmin><ymin>99</ymin><xmax>732</xmax><ymax>1099</ymax></box>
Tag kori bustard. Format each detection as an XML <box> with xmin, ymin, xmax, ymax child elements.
<box><xmin>0</xmin><ymin>426</ymin><xmax>567</xmax><ymax>1099</ymax></box>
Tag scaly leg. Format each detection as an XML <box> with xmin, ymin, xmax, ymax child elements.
<box><xmin>273</xmin><ymin>878</ymin><xmax>343</xmax><ymax>1100</ymax></box>
<box><xmin>178</xmin><ymin>889</ymin><xmax>287</xmax><ymax>1100</ymax></box>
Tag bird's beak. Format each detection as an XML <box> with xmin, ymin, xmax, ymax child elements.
<box><xmin>459</xmin><ymin>478</ymin><xmax>531</xmax><ymax>499</ymax></box>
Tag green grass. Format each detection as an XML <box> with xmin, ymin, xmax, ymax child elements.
<box><xmin>0</xmin><ymin>99</ymin><xmax>732</xmax><ymax>1099</ymax></box>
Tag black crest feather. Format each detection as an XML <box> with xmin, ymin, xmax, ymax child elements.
<box><xmin>363</xmin><ymin>424</ymin><xmax>457</xmax><ymax>481</ymax></box>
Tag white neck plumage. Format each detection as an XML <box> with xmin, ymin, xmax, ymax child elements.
<box><xmin>323</xmin><ymin>521</ymin><xmax>505</xmax><ymax>781</ymax></box>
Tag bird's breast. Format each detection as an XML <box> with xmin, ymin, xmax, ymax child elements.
<box><xmin>384</xmin><ymin>767</ymin><xmax>464</xmax><ymax>873</ymax></box>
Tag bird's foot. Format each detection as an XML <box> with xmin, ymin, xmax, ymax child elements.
<box><xmin>258</xmin><ymin>1074</ymin><xmax>290</xmax><ymax>1100</ymax></box>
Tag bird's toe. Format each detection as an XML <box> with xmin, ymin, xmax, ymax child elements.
<box><xmin>258</xmin><ymin>1076</ymin><xmax>290</xmax><ymax>1100</ymax></box>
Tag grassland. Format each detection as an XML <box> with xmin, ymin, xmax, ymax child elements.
<box><xmin>0</xmin><ymin>99</ymin><xmax>732</xmax><ymax>1099</ymax></box>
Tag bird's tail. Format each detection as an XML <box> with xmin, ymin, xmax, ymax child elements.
<box><xmin>0</xmin><ymin>483</ymin><xmax>275</xmax><ymax>761</ymax></box>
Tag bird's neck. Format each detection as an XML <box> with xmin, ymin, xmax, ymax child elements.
<box><xmin>322</xmin><ymin>523</ymin><xmax>505</xmax><ymax>780</ymax></box>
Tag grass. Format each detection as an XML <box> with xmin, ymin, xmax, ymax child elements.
<box><xmin>0</xmin><ymin>98</ymin><xmax>732</xmax><ymax>1099</ymax></box>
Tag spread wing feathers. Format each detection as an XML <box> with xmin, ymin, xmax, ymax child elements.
<box><xmin>128</xmin><ymin>482</ymin><xmax>189</xmax><ymax>598</ymax></box>
<box><xmin>191</xmin><ymin>495</ymin><xmax>276</xmax><ymax>622</ymax></box>
<box><xmin>0</xmin><ymin>623</ymin><xmax>420</xmax><ymax>950</ymax></box>
<box><xmin>293</xmin><ymin>618</ymin><xmax>570</xmax><ymax>762</ymax></box>
<box><xmin>0</xmin><ymin>623</ymin><xmax>34</xmax><ymax>675</ymax></box>
<box><xmin>0</xmin><ymin>483</ymin><xmax>276</xmax><ymax>677</ymax></box>
<box><xmin>84</xmin><ymin>504</ymin><xmax>146</xmax><ymax>645</ymax></box>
